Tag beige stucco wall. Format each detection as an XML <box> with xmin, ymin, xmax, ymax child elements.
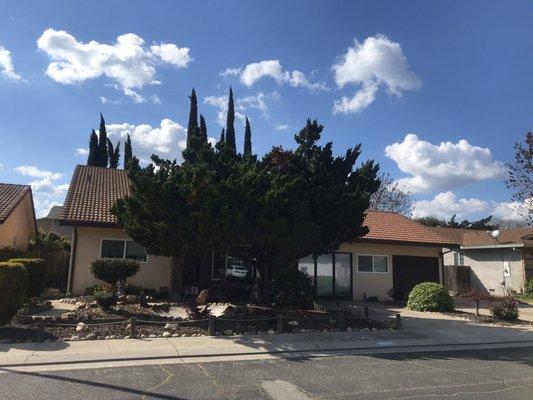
<box><xmin>443</xmin><ymin>247</ymin><xmax>524</xmax><ymax>295</ymax></box>
<box><xmin>70</xmin><ymin>226</ymin><xmax>172</xmax><ymax>294</ymax></box>
<box><xmin>337</xmin><ymin>241</ymin><xmax>443</xmax><ymax>301</ymax></box>
<box><xmin>0</xmin><ymin>192</ymin><xmax>36</xmax><ymax>251</ymax></box>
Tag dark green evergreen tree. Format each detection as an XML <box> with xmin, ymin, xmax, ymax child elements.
<box><xmin>186</xmin><ymin>88</ymin><xmax>198</xmax><ymax>149</ymax></box>
<box><xmin>243</xmin><ymin>117</ymin><xmax>252</xmax><ymax>157</ymax></box>
<box><xmin>199</xmin><ymin>115</ymin><xmax>207</xmax><ymax>143</ymax></box>
<box><xmin>124</xmin><ymin>134</ymin><xmax>133</xmax><ymax>169</ymax></box>
<box><xmin>87</xmin><ymin>129</ymin><xmax>99</xmax><ymax>166</ymax></box>
<box><xmin>107</xmin><ymin>138</ymin><xmax>120</xmax><ymax>169</ymax></box>
<box><xmin>98</xmin><ymin>113</ymin><xmax>108</xmax><ymax>167</ymax></box>
<box><xmin>225</xmin><ymin>87</ymin><xmax>236</xmax><ymax>153</ymax></box>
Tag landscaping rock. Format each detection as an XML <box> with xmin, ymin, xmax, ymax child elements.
<box><xmin>75</xmin><ymin>322</ymin><xmax>88</xmax><ymax>333</ymax></box>
<box><xmin>267</xmin><ymin>330</ymin><xmax>275</xmax><ymax>334</ymax></box>
<box><xmin>288</xmin><ymin>320</ymin><xmax>299</xmax><ymax>326</ymax></box>
<box><xmin>70</xmin><ymin>335</ymin><xmax>80</xmax><ymax>341</ymax></box>
<box><xmin>164</xmin><ymin>323</ymin><xmax>175</xmax><ymax>330</ymax></box>
<box><xmin>196</xmin><ymin>290</ymin><xmax>209</xmax><ymax>306</ymax></box>
<box><xmin>223</xmin><ymin>329</ymin><xmax>233</xmax><ymax>336</ymax></box>
<box><xmin>172</xmin><ymin>333</ymin><xmax>180</xmax><ymax>337</ymax></box>
<box><xmin>149</xmin><ymin>334</ymin><xmax>157</xmax><ymax>338</ymax></box>
<box><xmin>162</xmin><ymin>331</ymin><xmax>172</xmax><ymax>338</ymax></box>
<box><xmin>85</xmin><ymin>333</ymin><xmax>97</xmax><ymax>340</ymax></box>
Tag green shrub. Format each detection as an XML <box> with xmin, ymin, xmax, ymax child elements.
<box><xmin>92</xmin><ymin>284</ymin><xmax>117</xmax><ymax>309</ymax></box>
<box><xmin>407</xmin><ymin>282</ymin><xmax>454</xmax><ymax>312</ymax></box>
<box><xmin>490</xmin><ymin>296</ymin><xmax>519</xmax><ymax>321</ymax></box>
<box><xmin>9</xmin><ymin>258</ymin><xmax>47</xmax><ymax>298</ymax></box>
<box><xmin>0</xmin><ymin>261</ymin><xmax>28</xmax><ymax>325</ymax></box>
<box><xmin>270</xmin><ymin>268</ymin><xmax>314</xmax><ymax>309</ymax></box>
<box><xmin>89</xmin><ymin>258</ymin><xmax>140</xmax><ymax>291</ymax></box>
<box><xmin>524</xmin><ymin>279</ymin><xmax>533</xmax><ymax>296</ymax></box>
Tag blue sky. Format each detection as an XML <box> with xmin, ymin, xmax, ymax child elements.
<box><xmin>0</xmin><ymin>0</ymin><xmax>531</xmax><ymax>220</ymax></box>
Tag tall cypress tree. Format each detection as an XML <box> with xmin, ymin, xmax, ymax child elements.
<box><xmin>186</xmin><ymin>88</ymin><xmax>198</xmax><ymax>149</ymax></box>
<box><xmin>124</xmin><ymin>134</ymin><xmax>133</xmax><ymax>169</ymax></box>
<box><xmin>98</xmin><ymin>113</ymin><xmax>108</xmax><ymax>167</ymax></box>
<box><xmin>243</xmin><ymin>117</ymin><xmax>252</xmax><ymax>157</ymax></box>
<box><xmin>87</xmin><ymin>129</ymin><xmax>99</xmax><ymax>166</ymax></box>
<box><xmin>225</xmin><ymin>87</ymin><xmax>236</xmax><ymax>153</ymax></box>
<box><xmin>107</xmin><ymin>138</ymin><xmax>120</xmax><ymax>169</ymax></box>
<box><xmin>199</xmin><ymin>114</ymin><xmax>207</xmax><ymax>143</ymax></box>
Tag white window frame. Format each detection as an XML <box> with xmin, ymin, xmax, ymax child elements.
<box><xmin>99</xmin><ymin>238</ymin><xmax>148</xmax><ymax>263</ymax></box>
<box><xmin>356</xmin><ymin>254</ymin><xmax>389</xmax><ymax>274</ymax></box>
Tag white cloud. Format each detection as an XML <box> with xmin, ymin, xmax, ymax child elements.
<box><xmin>35</xmin><ymin>200</ymin><xmax>62</xmax><ymax>218</ymax></box>
<box><xmin>412</xmin><ymin>191</ymin><xmax>530</xmax><ymax>222</ymax></box>
<box><xmin>100</xmin><ymin>96</ymin><xmax>122</xmax><ymax>105</ymax></box>
<box><xmin>385</xmin><ymin>134</ymin><xmax>505</xmax><ymax>193</ymax></box>
<box><xmin>333</xmin><ymin>35</ymin><xmax>421</xmax><ymax>113</ymax></box>
<box><xmin>14</xmin><ymin>165</ymin><xmax>62</xmax><ymax>180</ymax></box>
<box><xmin>275</xmin><ymin>123</ymin><xmax>290</xmax><ymax>131</ymax></box>
<box><xmin>0</xmin><ymin>45</ymin><xmax>22</xmax><ymax>81</ymax></box>
<box><xmin>75</xmin><ymin>148</ymin><xmax>89</xmax><ymax>156</ymax></box>
<box><xmin>204</xmin><ymin>91</ymin><xmax>280</xmax><ymax>126</ymax></box>
<box><xmin>150</xmin><ymin>43</ymin><xmax>192</xmax><ymax>67</ymax></box>
<box><xmin>14</xmin><ymin>165</ymin><xmax>68</xmax><ymax>216</ymax></box>
<box><xmin>37</xmin><ymin>29</ymin><xmax>191</xmax><ymax>100</ymax></box>
<box><xmin>220</xmin><ymin>67</ymin><xmax>242</xmax><ymax>77</ymax></box>
<box><xmin>231</xmin><ymin>60</ymin><xmax>326</xmax><ymax>91</ymax></box>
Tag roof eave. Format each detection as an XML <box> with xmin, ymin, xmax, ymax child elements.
<box><xmin>460</xmin><ymin>243</ymin><xmax>525</xmax><ymax>250</ymax></box>
<box><xmin>351</xmin><ymin>237</ymin><xmax>459</xmax><ymax>248</ymax></box>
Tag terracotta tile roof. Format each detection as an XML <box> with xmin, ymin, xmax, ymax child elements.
<box><xmin>59</xmin><ymin>165</ymin><xmax>130</xmax><ymax>226</ymax></box>
<box><xmin>0</xmin><ymin>183</ymin><xmax>32</xmax><ymax>224</ymax></box>
<box><xmin>360</xmin><ymin>211</ymin><xmax>457</xmax><ymax>246</ymax></box>
<box><xmin>433</xmin><ymin>226</ymin><xmax>533</xmax><ymax>247</ymax></box>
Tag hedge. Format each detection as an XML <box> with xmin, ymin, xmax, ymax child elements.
<box><xmin>9</xmin><ymin>258</ymin><xmax>47</xmax><ymax>298</ymax></box>
<box><xmin>407</xmin><ymin>282</ymin><xmax>454</xmax><ymax>312</ymax></box>
<box><xmin>0</xmin><ymin>261</ymin><xmax>28</xmax><ymax>325</ymax></box>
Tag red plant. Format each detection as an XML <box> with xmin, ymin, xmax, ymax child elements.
<box><xmin>462</xmin><ymin>288</ymin><xmax>492</xmax><ymax>316</ymax></box>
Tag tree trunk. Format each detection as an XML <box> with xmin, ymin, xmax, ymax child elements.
<box><xmin>169</xmin><ymin>255</ymin><xmax>185</xmax><ymax>302</ymax></box>
<box><xmin>252</xmin><ymin>259</ymin><xmax>270</xmax><ymax>305</ymax></box>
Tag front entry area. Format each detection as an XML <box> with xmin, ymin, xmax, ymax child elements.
<box><xmin>298</xmin><ymin>253</ymin><xmax>353</xmax><ymax>299</ymax></box>
<box><xmin>392</xmin><ymin>255</ymin><xmax>440</xmax><ymax>300</ymax></box>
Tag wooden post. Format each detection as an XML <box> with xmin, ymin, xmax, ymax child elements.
<box><xmin>208</xmin><ymin>316</ymin><xmax>216</xmax><ymax>336</ymax></box>
<box><xmin>277</xmin><ymin>314</ymin><xmax>283</xmax><ymax>333</ymax></box>
<box><xmin>364</xmin><ymin>306</ymin><xmax>369</xmax><ymax>319</ymax></box>
<box><xmin>129</xmin><ymin>317</ymin><xmax>136</xmax><ymax>338</ymax></box>
<box><xmin>395</xmin><ymin>313</ymin><xmax>402</xmax><ymax>330</ymax></box>
<box><xmin>338</xmin><ymin>310</ymin><xmax>345</xmax><ymax>331</ymax></box>
<box><xmin>37</xmin><ymin>319</ymin><xmax>46</xmax><ymax>342</ymax></box>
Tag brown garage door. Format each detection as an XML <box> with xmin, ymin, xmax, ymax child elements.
<box><xmin>392</xmin><ymin>256</ymin><xmax>440</xmax><ymax>301</ymax></box>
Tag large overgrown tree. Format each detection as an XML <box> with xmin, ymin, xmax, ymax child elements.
<box><xmin>369</xmin><ymin>173</ymin><xmax>413</xmax><ymax>215</ymax></box>
<box><xmin>113</xmin><ymin>92</ymin><xmax>379</xmax><ymax>303</ymax></box>
<box><xmin>87</xmin><ymin>129</ymin><xmax>99</xmax><ymax>166</ymax></box>
<box><xmin>98</xmin><ymin>113</ymin><xmax>108</xmax><ymax>167</ymax></box>
<box><xmin>506</xmin><ymin>132</ymin><xmax>533</xmax><ymax>223</ymax></box>
<box><xmin>415</xmin><ymin>215</ymin><xmax>497</xmax><ymax>230</ymax></box>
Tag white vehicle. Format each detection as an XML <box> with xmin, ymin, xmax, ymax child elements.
<box><xmin>225</xmin><ymin>264</ymin><xmax>248</xmax><ymax>278</ymax></box>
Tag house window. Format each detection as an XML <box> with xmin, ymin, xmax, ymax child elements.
<box><xmin>453</xmin><ymin>252</ymin><xmax>465</xmax><ymax>266</ymax></box>
<box><xmin>357</xmin><ymin>255</ymin><xmax>388</xmax><ymax>273</ymax></box>
<box><xmin>101</xmin><ymin>239</ymin><xmax>147</xmax><ymax>262</ymax></box>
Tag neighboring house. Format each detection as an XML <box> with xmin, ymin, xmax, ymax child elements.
<box><xmin>433</xmin><ymin>227</ymin><xmax>533</xmax><ymax>296</ymax></box>
<box><xmin>0</xmin><ymin>183</ymin><xmax>37</xmax><ymax>251</ymax></box>
<box><xmin>59</xmin><ymin>166</ymin><xmax>172</xmax><ymax>294</ymax></box>
<box><xmin>59</xmin><ymin>165</ymin><xmax>457</xmax><ymax>299</ymax></box>
<box><xmin>37</xmin><ymin>205</ymin><xmax>73</xmax><ymax>238</ymax></box>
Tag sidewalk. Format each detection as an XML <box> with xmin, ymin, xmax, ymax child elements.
<box><xmin>2</xmin><ymin>312</ymin><xmax>533</xmax><ymax>372</ymax></box>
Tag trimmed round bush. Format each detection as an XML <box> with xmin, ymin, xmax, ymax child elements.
<box><xmin>490</xmin><ymin>296</ymin><xmax>519</xmax><ymax>321</ymax></box>
<box><xmin>9</xmin><ymin>258</ymin><xmax>47</xmax><ymax>298</ymax></box>
<box><xmin>407</xmin><ymin>282</ymin><xmax>454</xmax><ymax>312</ymax></box>
<box><xmin>90</xmin><ymin>258</ymin><xmax>140</xmax><ymax>290</ymax></box>
<box><xmin>0</xmin><ymin>261</ymin><xmax>28</xmax><ymax>325</ymax></box>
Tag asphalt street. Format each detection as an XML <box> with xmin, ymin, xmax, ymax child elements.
<box><xmin>1</xmin><ymin>346</ymin><xmax>532</xmax><ymax>400</ymax></box>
